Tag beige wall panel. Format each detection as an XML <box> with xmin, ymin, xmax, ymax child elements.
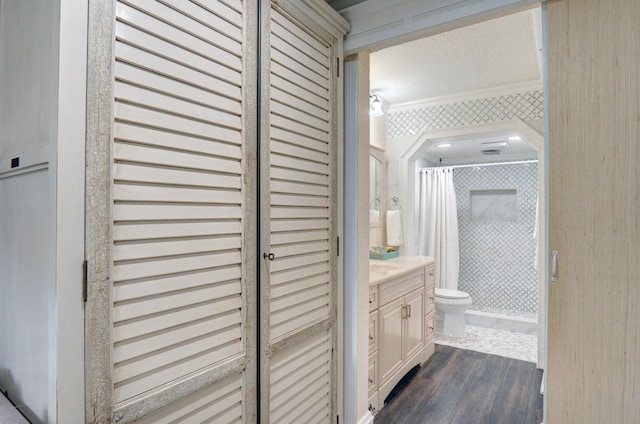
<box><xmin>548</xmin><ymin>0</ymin><xmax>640</xmax><ymax>422</ymax></box>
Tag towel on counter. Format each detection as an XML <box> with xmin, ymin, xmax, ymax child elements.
<box><xmin>386</xmin><ymin>209</ymin><xmax>403</xmax><ymax>246</ymax></box>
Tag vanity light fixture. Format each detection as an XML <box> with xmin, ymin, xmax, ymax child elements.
<box><xmin>370</xmin><ymin>94</ymin><xmax>384</xmax><ymax>117</ymax></box>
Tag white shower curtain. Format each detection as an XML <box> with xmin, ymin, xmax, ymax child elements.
<box><xmin>417</xmin><ymin>168</ymin><xmax>460</xmax><ymax>290</ymax></box>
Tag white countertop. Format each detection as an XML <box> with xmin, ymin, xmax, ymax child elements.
<box><xmin>369</xmin><ymin>255</ymin><xmax>435</xmax><ymax>286</ymax></box>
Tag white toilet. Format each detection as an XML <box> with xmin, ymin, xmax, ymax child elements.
<box><xmin>435</xmin><ymin>288</ymin><xmax>472</xmax><ymax>337</ymax></box>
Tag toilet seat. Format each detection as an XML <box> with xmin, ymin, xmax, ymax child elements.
<box><xmin>435</xmin><ymin>288</ymin><xmax>470</xmax><ymax>300</ymax></box>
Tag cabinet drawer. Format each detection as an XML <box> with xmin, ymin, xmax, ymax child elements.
<box><xmin>368</xmin><ymin>351</ymin><xmax>378</xmax><ymax>396</ymax></box>
<box><xmin>369</xmin><ymin>286</ymin><xmax>378</xmax><ymax>311</ymax></box>
<box><xmin>379</xmin><ymin>270</ymin><xmax>424</xmax><ymax>306</ymax></box>
<box><xmin>425</xmin><ymin>286</ymin><xmax>435</xmax><ymax>313</ymax></box>
<box><xmin>369</xmin><ymin>311</ymin><xmax>379</xmax><ymax>352</ymax></box>
<box><xmin>425</xmin><ymin>265</ymin><xmax>435</xmax><ymax>287</ymax></box>
<box><xmin>425</xmin><ymin>310</ymin><xmax>435</xmax><ymax>343</ymax></box>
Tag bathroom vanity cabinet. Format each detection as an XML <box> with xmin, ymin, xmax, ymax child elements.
<box><xmin>368</xmin><ymin>257</ymin><xmax>436</xmax><ymax>415</ymax></box>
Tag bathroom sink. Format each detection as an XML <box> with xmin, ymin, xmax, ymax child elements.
<box><xmin>370</xmin><ymin>262</ymin><xmax>402</xmax><ymax>274</ymax></box>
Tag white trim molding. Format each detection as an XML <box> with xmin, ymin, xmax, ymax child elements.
<box><xmin>359</xmin><ymin>410</ymin><xmax>375</xmax><ymax>424</ymax></box>
<box><xmin>301</xmin><ymin>0</ymin><xmax>351</xmax><ymax>36</ymax></box>
<box><xmin>340</xmin><ymin>0</ymin><xmax>541</xmax><ymax>54</ymax></box>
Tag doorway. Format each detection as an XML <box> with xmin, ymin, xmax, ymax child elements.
<box><xmin>341</xmin><ymin>3</ymin><xmax>547</xmax><ymax>422</ymax></box>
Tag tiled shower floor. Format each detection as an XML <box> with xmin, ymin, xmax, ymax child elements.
<box><xmin>436</xmin><ymin>325</ymin><xmax>538</xmax><ymax>363</ymax></box>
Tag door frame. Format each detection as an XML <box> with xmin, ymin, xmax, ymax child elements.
<box><xmin>341</xmin><ymin>2</ymin><xmax>549</xmax><ymax>422</ymax></box>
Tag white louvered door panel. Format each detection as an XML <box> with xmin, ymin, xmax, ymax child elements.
<box><xmin>109</xmin><ymin>0</ymin><xmax>252</xmax><ymax>419</ymax></box>
<box><xmin>270</xmin><ymin>331</ymin><xmax>333</xmax><ymax>424</ymax></box>
<box><xmin>267</xmin><ymin>4</ymin><xmax>332</xmax><ymax>348</ymax></box>
<box><xmin>261</xmin><ymin>3</ymin><xmax>338</xmax><ymax>423</ymax></box>
<box><xmin>134</xmin><ymin>374</ymin><xmax>244</xmax><ymax>424</ymax></box>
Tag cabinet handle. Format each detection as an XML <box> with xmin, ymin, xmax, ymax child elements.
<box><xmin>407</xmin><ymin>304</ymin><xmax>411</xmax><ymax>318</ymax></box>
<box><xmin>369</xmin><ymin>335</ymin><xmax>374</xmax><ymax>341</ymax></box>
<box><xmin>551</xmin><ymin>250</ymin><xmax>558</xmax><ymax>282</ymax></box>
<box><xmin>368</xmin><ymin>378</ymin><xmax>373</xmax><ymax>384</ymax></box>
<box><xmin>401</xmin><ymin>305</ymin><xmax>407</xmax><ymax>319</ymax></box>
<box><xmin>369</xmin><ymin>297</ymin><xmax>374</xmax><ymax>304</ymax></box>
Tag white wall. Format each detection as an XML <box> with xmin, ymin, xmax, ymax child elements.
<box><xmin>0</xmin><ymin>169</ymin><xmax>54</xmax><ymax>423</ymax></box>
<box><xmin>369</xmin><ymin>107</ymin><xmax>387</xmax><ymax>151</ymax></box>
<box><xmin>0</xmin><ymin>3</ymin><xmax>59</xmax><ymax>422</ymax></box>
<box><xmin>0</xmin><ymin>1</ymin><xmax>86</xmax><ymax>422</ymax></box>
<box><xmin>0</xmin><ymin>1</ymin><xmax>59</xmax><ymax>158</ymax></box>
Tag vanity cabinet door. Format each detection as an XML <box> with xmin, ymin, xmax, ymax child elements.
<box><xmin>404</xmin><ymin>288</ymin><xmax>425</xmax><ymax>360</ymax></box>
<box><xmin>378</xmin><ymin>297</ymin><xmax>405</xmax><ymax>384</ymax></box>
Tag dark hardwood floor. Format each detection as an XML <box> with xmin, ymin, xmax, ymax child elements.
<box><xmin>374</xmin><ymin>344</ymin><xmax>543</xmax><ymax>424</ymax></box>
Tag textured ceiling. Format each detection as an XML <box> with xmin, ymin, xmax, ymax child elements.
<box><xmin>369</xmin><ymin>9</ymin><xmax>542</xmax><ymax>107</ymax></box>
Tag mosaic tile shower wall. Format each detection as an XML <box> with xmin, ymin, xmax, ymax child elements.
<box><xmin>453</xmin><ymin>162</ymin><xmax>539</xmax><ymax>313</ymax></box>
<box><xmin>388</xmin><ymin>90</ymin><xmax>543</xmax><ymax>138</ymax></box>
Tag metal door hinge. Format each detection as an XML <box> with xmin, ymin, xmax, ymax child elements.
<box><xmin>82</xmin><ymin>260</ymin><xmax>88</xmax><ymax>302</ymax></box>
<box><xmin>337</xmin><ymin>236</ymin><xmax>340</xmax><ymax>257</ymax></box>
<box><xmin>336</xmin><ymin>57</ymin><xmax>340</xmax><ymax>77</ymax></box>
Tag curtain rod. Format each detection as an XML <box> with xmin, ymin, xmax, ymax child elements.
<box><xmin>421</xmin><ymin>159</ymin><xmax>538</xmax><ymax>171</ymax></box>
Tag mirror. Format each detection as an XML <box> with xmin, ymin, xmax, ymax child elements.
<box><xmin>369</xmin><ymin>145</ymin><xmax>386</xmax><ymax>227</ymax></box>
<box><xmin>369</xmin><ymin>146</ymin><xmax>386</xmax><ymax>247</ymax></box>
<box><xmin>370</xmin><ymin>154</ymin><xmax>381</xmax><ymax>223</ymax></box>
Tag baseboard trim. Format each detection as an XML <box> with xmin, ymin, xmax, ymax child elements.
<box><xmin>358</xmin><ymin>410</ymin><xmax>375</xmax><ymax>424</ymax></box>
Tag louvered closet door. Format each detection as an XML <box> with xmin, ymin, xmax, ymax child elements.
<box><xmin>260</xmin><ymin>3</ymin><xmax>338</xmax><ymax>423</ymax></box>
<box><xmin>108</xmin><ymin>0</ymin><xmax>255</xmax><ymax>421</ymax></box>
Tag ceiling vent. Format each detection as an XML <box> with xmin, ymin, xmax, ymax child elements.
<box><xmin>481</xmin><ymin>149</ymin><xmax>501</xmax><ymax>155</ymax></box>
